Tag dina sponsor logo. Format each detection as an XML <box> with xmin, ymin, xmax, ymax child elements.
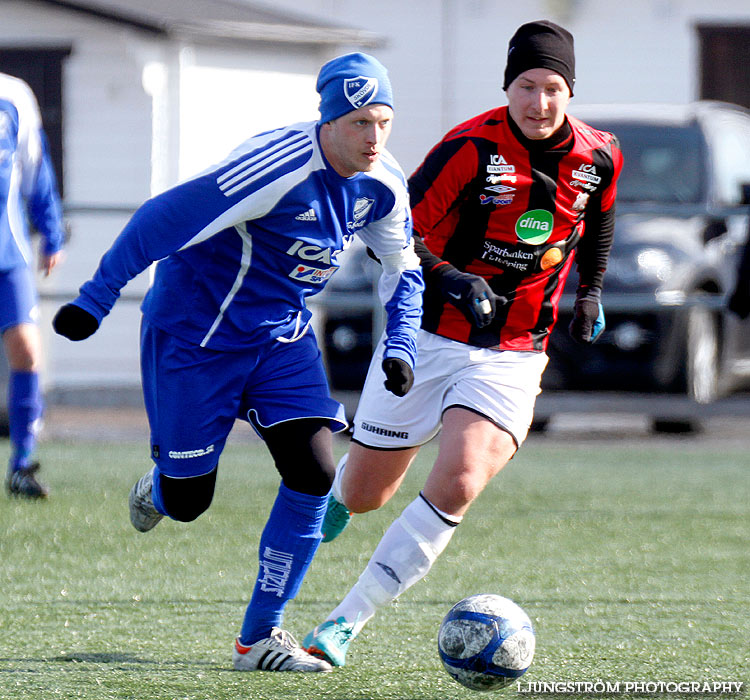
<box><xmin>515</xmin><ymin>210</ymin><xmax>554</xmax><ymax>245</ymax></box>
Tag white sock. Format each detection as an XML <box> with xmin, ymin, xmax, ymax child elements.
<box><xmin>331</xmin><ymin>453</ymin><xmax>348</xmax><ymax>504</ymax></box>
<box><xmin>327</xmin><ymin>494</ymin><xmax>459</xmax><ymax>636</ymax></box>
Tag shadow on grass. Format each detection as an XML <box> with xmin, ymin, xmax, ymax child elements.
<box><xmin>321</xmin><ymin>697</ymin><xmax>470</xmax><ymax>700</ymax></box>
<box><xmin>54</xmin><ymin>653</ymin><xmax>162</xmax><ymax>664</ymax></box>
<box><xmin>0</xmin><ymin>653</ymin><xmax>217</xmax><ymax>668</ymax></box>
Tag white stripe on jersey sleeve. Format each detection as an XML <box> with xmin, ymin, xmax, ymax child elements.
<box><xmin>177</xmin><ymin>123</ymin><xmax>323</xmax><ymax>252</ymax></box>
<box><xmin>217</xmin><ymin>131</ymin><xmax>312</xmax><ymax>196</ymax></box>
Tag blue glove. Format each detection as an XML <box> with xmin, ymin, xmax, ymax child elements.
<box><xmin>569</xmin><ymin>286</ymin><xmax>605</xmax><ymax>344</ymax></box>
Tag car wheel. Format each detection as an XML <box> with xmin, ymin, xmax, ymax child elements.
<box><xmin>651</xmin><ymin>305</ymin><xmax>718</xmax><ymax>434</ymax></box>
<box><xmin>684</xmin><ymin>305</ymin><xmax>720</xmax><ymax>404</ymax></box>
<box><xmin>529</xmin><ymin>417</ymin><xmax>550</xmax><ymax>433</ymax></box>
<box><xmin>651</xmin><ymin>418</ymin><xmax>703</xmax><ymax>434</ymax></box>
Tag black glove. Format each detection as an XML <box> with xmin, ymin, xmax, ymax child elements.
<box><xmin>569</xmin><ymin>285</ymin><xmax>605</xmax><ymax>344</ymax></box>
<box><xmin>382</xmin><ymin>358</ymin><xmax>414</xmax><ymax>397</ymax></box>
<box><xmin>53</xmin><ymin>304</ymin><xmax>100</xmax><ymax>341</ymax></box>
<box><xmin>435</xmin><ymin>266</ymin><xmax>502</xmax><ymax>328</ymax></box>
<box><xmin>728</xmin><ymin>282</ymin><xmax>750</xmax><ymax>319</ymax></box>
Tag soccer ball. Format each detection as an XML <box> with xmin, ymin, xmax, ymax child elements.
<box><xmin>437</xmin><ymin>593</ymin><xmax>535</xmax><ymax>692</ymax></box>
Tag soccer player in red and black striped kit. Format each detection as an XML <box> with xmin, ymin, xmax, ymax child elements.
<box><xmin>303</xmin><ymin>20</ymin><xmax>624</xmax><ymax>667</ymax></box>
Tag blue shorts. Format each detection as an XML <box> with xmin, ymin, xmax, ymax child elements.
<box><xmin>140</xmin><ymin>320</ymin><xmax>347</xmax><ymax>478</ymax></box>
<box><xmin>0</xmin><ymin>265</ymin><xmax>38</xmax><ymax>332</ymax></box>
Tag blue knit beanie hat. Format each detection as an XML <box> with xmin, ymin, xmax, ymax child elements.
<box><xmin>317</xmin><ymin>52</ymin><xmax>393</xmax><ymax>123</ymax></box>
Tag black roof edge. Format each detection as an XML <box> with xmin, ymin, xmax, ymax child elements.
<box><xmin>31</xmin><ymin>0</ymin><xmax>168</xmax><ymax>35</ymax></box>
<box><xmin>28</xmin><ymin>0</ymin><xmax>383</xmax><ymax>47</ymax></box>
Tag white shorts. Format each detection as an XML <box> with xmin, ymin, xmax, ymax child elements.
<box><xmin>352</xmin><ymin>330</ymin><xmax>548</xmax><ymax>449</ymax></box>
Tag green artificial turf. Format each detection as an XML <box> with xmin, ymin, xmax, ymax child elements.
<box><xmin>1</xmin><ymin>438</ymin><xmax>747</xmax><ymax>699</ymax></box>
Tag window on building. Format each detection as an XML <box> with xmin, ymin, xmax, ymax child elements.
<box><xmin>697</xmin><ymin>24</ymin><xmax>750</xmax><ymax>111</ymax></box>
<box><xmin>0</xmin><ymin>47</ymin><xmax>71</xmax><ymax>196</ymax></box>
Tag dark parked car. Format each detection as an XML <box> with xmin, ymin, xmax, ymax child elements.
<box><xmin>543</xmin><ymin>102</ymin><xmax>750</xmax><ymax>417</ymax></box>
<box><xmin>317</xmin><ymin>102</ymin><xmax>750</xmax><ymax>428</ymax></box>
<box><xmin>312</xmin><ymin>238</ymin><xmax>385</xmax><ymax>394</ymax></box>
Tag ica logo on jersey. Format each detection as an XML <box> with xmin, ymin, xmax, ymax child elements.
<box><xmin>286</xmin><ymin>240</ymin><xmax>340</xmax><ymax>265</ymax></box>
<box><xmin>572</xmin><ymin>163</ymin><xmax>601</xmax><ymax>185</ymax></box>
<box><xmin>286</xmin><ymin>239</ymin><xmax>347</xmax><ymax>284</ymax></box>
<box><xmin>486</xmin><ymin>154</ymin><xmax>516</xmax><ymax>175</ymax></box>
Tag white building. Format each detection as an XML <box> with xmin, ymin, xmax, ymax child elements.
<box><xmin>2</xmin><ymin>0</ymin><xmax>750</xmax><ymax>404</ymax></box>
<box><xmin>2</xmin><ymin>0</ymin><xmax>378</xmax><ymax>403</ymax></box>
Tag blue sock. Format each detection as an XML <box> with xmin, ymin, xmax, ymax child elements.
<box><xmin>239</xmin><ymin>482</ymin><xmax>328</xmax><ymax>645</ymax></box>
<box><xmin>8</xmin><ymin>371</ymin><xmax>43</xmax><ymax>472</ymax></box>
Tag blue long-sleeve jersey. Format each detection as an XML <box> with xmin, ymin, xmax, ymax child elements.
<box><xmin>0</xmin><ymin>73</ymin><xmax>65</xmax><ymax>272</ymax></box>
<box><xmin>74</xmin><ymin>120</ymin><xmax>424</xmax><ymax>365</ymax></box>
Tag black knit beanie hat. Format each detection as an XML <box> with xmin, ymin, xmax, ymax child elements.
<box><xmin>503</xmin><ymin>20</ymin><xmax>575</xmax><ymax>95</ymax></box>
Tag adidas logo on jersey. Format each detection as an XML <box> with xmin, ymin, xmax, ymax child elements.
<box><xmin>295</xmin><ymin>208</ymin><xmax>318</xmax><ymax>221</ymax></box>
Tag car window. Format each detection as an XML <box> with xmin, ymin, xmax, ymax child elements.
<box><xmin>585</xmin><ymin>121</ymin><xmax>707</xmax><ymax>205</ymax></box>
<box><xmin>701</xmin><ymin>111</ymin><xmax>750</xmax><ymax>206</ymax></box>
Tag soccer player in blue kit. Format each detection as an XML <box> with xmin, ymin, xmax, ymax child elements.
<box><xmin>1</xmin><ymin>72</ymin><xmax>65</xmax><ymax>499</ymax></box>
<box><xmin>52</xmin><ymin>53</ymin><xmax>423</xmax><ymax>672</ymax></box>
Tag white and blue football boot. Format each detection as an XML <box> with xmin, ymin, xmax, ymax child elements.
<box><xmin>233</xmin><ymin>628</ymin><xmax>332</xmax><ymax>672</ymax></box>
<box><xmin>128</xmin><ymin>467</ymin><xmax>164</xmax><ymax>532</ymax></box>
<box><xmin>321</xmin><ymin>494</ymin><xmax>352</xmax><ymax>543</ymax></box>
<box><xmin>303</xmin><ymin>617</ymin><xmax>357</xmax><ymax>667</ymax></box>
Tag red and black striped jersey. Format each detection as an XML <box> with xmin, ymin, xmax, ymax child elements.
<box><xmin>409</xmin><ymin>105</ymin><xmax>623</xmax><ymax>352</ymax></box>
